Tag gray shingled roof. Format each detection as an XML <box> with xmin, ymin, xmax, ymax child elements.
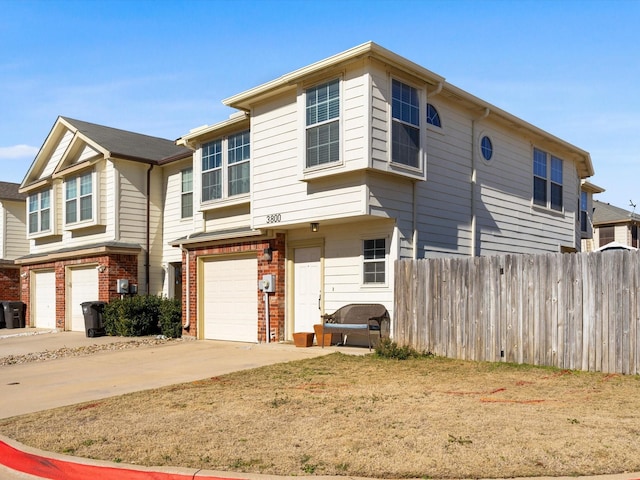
<box><xmin>593</xmin><ymin>200</ymin><xmax>640</xmax><ymax>225</ymax></box>
<box><xmin>0</xmin><ymin>181</ymin><xmax>26</xmax><ymax>201</ymax></box>
<box><xmin>62</xmin><ymin>117</ymin><xmax>190</xmax><ymax>163</ymax></box>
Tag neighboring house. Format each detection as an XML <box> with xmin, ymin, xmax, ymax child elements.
<box><xmin>579</xmin><ymin>180</ymin><xmax>605</xmax><ymax>252</ymax></box>
<box><xmin>173</xmin><ymin>41</ymin><xmax>596</xmax><ymax>344</ymax></box>
<box><xmin>0</xmin><ymin>181</ymin><xmax>27</xmax><ymax>301</ymax></box>
<box><xmin>17</xmin><ymin>116</ymin><xmax>191</xmax><ymax>331</ymax></box>
<box><xmin>590</xmin><ymin>200</ymin><xmax>640</xmax><ymax>251</ymax></box>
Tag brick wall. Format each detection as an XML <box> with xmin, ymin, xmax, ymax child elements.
<box><xmin>0</xmin><ymin>267</ymin><xmax>20</xmax><ymax>301</ymax></box>
<box><xmin>21</xmin><ymin>253</ymin><xmax>139</xmax><ymax>328</ymax></box>
<box><xmin>183</xmin><ymin>233</ymin><xmax>285</xmax><ymax>342</ymax></box>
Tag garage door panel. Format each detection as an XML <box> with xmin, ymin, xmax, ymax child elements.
<box><xmin>69</xmin><ymin>267</ymin><xmax>99</xmax><ymax>332</ymax></box>
<box><xmin>33</xmin><ymin>271</ymin><xmax>56</xmax><ymax>329</ymax></box>
<box><xmin>202</xmin><ymin>256</ymin><xmax>257</xmax><ymax>342</ymax></box>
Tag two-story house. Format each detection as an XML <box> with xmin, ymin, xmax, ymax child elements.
<box><xmin>172</xmin><ymin>42</ymin><xmax>595</xmax><ymax>344</ymax></box>
<box><xmin>0</xmin><ymin>182</ymin><xmax>27</xmax><ymax>301</ymax></box>
<box><xmin>589</xmin><ymin>199</ymin><xmax>640</xmax><ymax>251</ymax></box>
<box><xmin>17</xmin><ymin>116</ymin><xmax>191</xmax><ymax>331</ymax></box>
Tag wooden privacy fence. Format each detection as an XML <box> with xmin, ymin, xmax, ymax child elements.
<box><xmin>394</xmin><ymin>250</ymin><xmax>640</xmax><ymax>374</ymax></box>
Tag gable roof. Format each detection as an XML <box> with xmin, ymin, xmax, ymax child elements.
<box><xmin>60</xmin><ymin>117</ymin><xmax>190</xmax><ymax>163</ymax></box>
<box><xmin>593</xmin><ymin>200</ymin><xmax>640</xmax><ymax>226</ymax></box>
<box><xmin>0</xmin><ymin>181</ymin><xmax>26</xmax><ymax>201</ymax></box>
<box><xmin>223</xmin><ymin>41</ymin><xmax>594</xmax><ymax>178</ymax></box>
<box><xmin>21</xmin><ymin>117</ymin><xmax>192</xmax><ymax>191</ymax></box>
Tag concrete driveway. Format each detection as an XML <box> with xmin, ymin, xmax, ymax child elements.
<box><xmin>0</xmin><ymin>329</ymin><xmax>362</xmax><ymax>420</ymax></box>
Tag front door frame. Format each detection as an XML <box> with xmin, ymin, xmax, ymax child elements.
<box><xmin>286</xmin><ymin>239</ymin><xmax>324</xmax><ymax>341</ymax></box>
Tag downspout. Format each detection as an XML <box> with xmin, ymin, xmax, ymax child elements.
<box><xmin>415</xmin><ymin>82</ymin><xmax>444</xmax><ymax>259</ymax></box>
<box><xmin>146</xmin><ymin>164</ymin><xmax>153</xmax><ymax>296</ymax></box>
<box><xmin>471</xmin><ymin>108</ymin><xmax>490</xmax><ymax>257</ymax></box>
<box><xmin>412</xmin><ymin>182</ymin><xmax>418</xmax><ymax>260</ymax></box>
<box><xmin>179</xmin><ymin>235</ymin><xmax>193</xmax><ymax>331</ymax></box>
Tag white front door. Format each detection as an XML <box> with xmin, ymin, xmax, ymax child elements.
<box><xmin>293</xmin><ymin>247</ymin><xmax>321</xmax><ymax>334</ymax></box>
<box><xmin>69</xmin><ymin>266</ymin><xmax>99</xmax><ymax>332</ymax></box>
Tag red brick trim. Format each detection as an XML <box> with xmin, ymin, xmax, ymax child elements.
<box><xmin>182</xmin><ymin>233</ymin><xmax>285</xmax><ymax>342</ymax></box>
<box><xmin>21</xmin><ymin>254</ymin><xmax>138</xmax><ymax>329</ymax></box>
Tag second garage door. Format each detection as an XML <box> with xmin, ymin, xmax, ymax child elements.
<box><xmin>202</xmin><ymin>255</ymin><xmax>257</xmax><ymax>342</ymax></box>
<box><xmin>69</xmin><ymin>266</ymin><xmax>99</xmax><ymax>332</ymax></box>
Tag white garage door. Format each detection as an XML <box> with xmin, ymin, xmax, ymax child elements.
<box><xmin>69</xmin><ymin>266</ymin><xmax>99</xmax><ymax>332</ymax></box>
<box><xmin>32</xmin><ymin>271</ymin><xmax>56</xmax><ymax>329</ymax></box>
<box><xmin>202</xmin><ymin>255</ymin><xmax>257</xmax><ymax>342</ymax></box>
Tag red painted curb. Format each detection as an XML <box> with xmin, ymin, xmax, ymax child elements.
<box><xmin>0</xmin><ymin>439</ymin><xmax>241</xmax><ymax>480</ymax></box>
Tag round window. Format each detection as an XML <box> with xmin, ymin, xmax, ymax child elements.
<box><xmin>481</xmin><ymin>136</ymin><xmax>493</xmax><ymax>161</ymax></box>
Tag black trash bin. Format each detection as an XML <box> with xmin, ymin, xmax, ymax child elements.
<box><xmin>3</xmin><ymin>301</ymin><xmax>26</xmax><ymax>329</ymax></box>
<box><xmin>81</xmin><ymin>301</ymin><xmax>106</xmax><ymax>337</ymax></box>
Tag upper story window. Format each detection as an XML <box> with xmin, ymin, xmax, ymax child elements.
<box><xmin>65</xmin><ymin>172</ymin><xmax>93</xmax><ymax>225</ymax></box>
<box><xmin>363</xmin><ymin>238</ymin><xmax>386</xmax><ymax>284</ymax></box>
<box><xmin>28</xmin><ymin>189</ymin><xmax>51</xmax><ymax>235</ymax></box>
<box><xmin>181</xmin><ymin>168</ymin><xmax>193</xmax><ymax>218</ymax></box>
<box><xmin>481</xmin><ymin>136</ymin><xmax>493</xmax><ymax>161</ymax></box>
<box><xmin>228</xmin><ymin>130</ymin><xmax>251</xmax><ymax>196</ymax></box>
<box><xmin>202</xmin><ymin>140</ymin><xmax>222</xmax><ymax>202</ymax></box>
<box><xmin>426</xmin><ymin>103</ymin><xmax>441</xmax><ymax>127</ymax></box>
<box><xmin>580</xmin><ymin>191</ymin><xmax>588</xmax><ymax>233</ymax></box>
<box><xmin>306</xmin><ymin>79</ymin><xmax>340</xmax><ymax>168</ymax></box>
<box><xmin>201</xmin><ymin>130</ymin><xmax>251</xmax><ymax>203</ymax></box>
<box><xmin>392</xmin><ymin>79</ymin><xmax>420</xmax><ymax>168</ymax></box>
<box><xmin>533</xmin><ymin>148</ymin><xmax>563</xmax><ymax>211</ymax></box>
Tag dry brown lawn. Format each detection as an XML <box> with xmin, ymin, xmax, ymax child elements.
<box><xmin>2</xmin><ymin>352</ymin><xmax>640</xmax><ymax>478</ymax></box>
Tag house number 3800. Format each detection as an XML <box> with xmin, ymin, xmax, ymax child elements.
<box><xmin>266</xmin><ymin>214</ymin><xmax>282</xmax><ymax>224</ymax></box>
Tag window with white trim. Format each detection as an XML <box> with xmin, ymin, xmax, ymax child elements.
<box><xmin>580</xmin><ymin>191</ymin><xmax>588</xmax><ymax>233</ymax></box>
<box><xmin>533</xmin><ymin>148</ymin><xmax>563</xmax><ymax>211</ymax></box>
<box><xmin>201</xmin><ymin>130</ymin><xmax>251</xmax><ymax>203</ymax></box>
<box><xmin>363</xmin><ymin>238</ymin><xmax>386</xmax><ymax>284</ymax></box>
<box><xmin>426</xmin><ymin>103</ymin><xmax>441</xmax><ymax>127</ymax></box>
<box><xmin>65</xmin><ymin>172</ymin><xmax>93</xmax><ymax>224</ymax></box>
<box><xmin>306</xmin><ymin>79</ymin><xmax>340</xmax><ymax>168</ymax></box>
<box><xmin>202</xmin><ymin>140</ymin><xmax>222</xmax><ymax>202</ymax></box>
<box><xmin>181</xmin><ymin>168</ymin><xmax>193</xmax><ymax>218</ymax></box>
<box><xmin>392</xmin><ymin>79</ymin><xmax>421</xmax><ymax>168</ymax></box>
<box><xmin>228</xmin><ymin>130</ymin><xmax>250</xmax><ymax>196</ymax></box>
<box><xmin>28</xmin><ymin>189</ymin><xmax>51</xmax><ymax>234</ymax></box>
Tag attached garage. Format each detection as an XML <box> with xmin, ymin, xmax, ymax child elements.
<box><xmin>200</xmin><ymin>255</ymin><xmax>258</xmax><ymax>342</ymax></box>
<box><xmin>67</xmin><ymin>266</ymin><xmax>99</xmax><ymax>332</ymax></box>
<box><xmin>31</xmin><ymin>270</ymin><xmax>56</xmax><ymax>329</ymax></box>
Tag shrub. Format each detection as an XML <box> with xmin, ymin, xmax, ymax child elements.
<box><xmin>158</xmin><ymin>297</ymin><xmax>183</xmax><ymax>338</ymax></box>
<box><xmin>103</xmin><ymin>295</ymin><xmax>182</xmax><ymax>338</ymax></box>
<box><xmin>375</xmin><ymin>338</ymin><xmax>430</xmax><ymax>360</ymax></box>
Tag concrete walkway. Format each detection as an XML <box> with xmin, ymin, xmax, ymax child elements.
<box><xmin>0</xmin><ymin>328</ymin><xmax>364</xmax><ymax>479</ymax></box>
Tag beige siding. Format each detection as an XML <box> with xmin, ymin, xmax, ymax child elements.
<box><xmin>251</xmin><ymin>90</ymin><xmax>366</xmax><ymax>229</ymax></box>
<box><xmin>288</xmin><ymin>219</ymin><xmax>396</xmax><ymax>313</ymax></box>
<box><xmin>3</xmin><ymin>200</ymin><xmax>27</xmax><ymax>260</ymax></box>
<box><xmin>162</xmin><ymin>159</ymin><xmax>194</xmax><ymax>267</ymax></box>
<box><xmin>418</xmin><ymin>99</ymin><xmax>473</xmax><ymax>257</ymax></box>
<box><xmin>203</xmin><ymin>205</ymin><xmax>251</xmax><ymax>232</ymax></box>
<box><xmin>29</xmin><ymin>160</ymin><xmax>115</xmax><ymax>255</ymax></box>
<box><xmin>40</xmin><ymin>130</ymin><xmax>73</xmax><ymax>179</ymax></box>
<box><xmin>418</xmin><ymin>96</ymin><xmax>581</xmax><ymax>258</ymax></box>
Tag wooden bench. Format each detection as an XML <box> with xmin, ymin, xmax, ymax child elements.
<box><xmin>320</xmin><ymin>303</ymin><xmax>390</xmax><ymax>351</ymax></box>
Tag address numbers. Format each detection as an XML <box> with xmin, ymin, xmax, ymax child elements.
<box><xmin>266</xmin><ymin>214</ymin><xmax>282</xmax><ymax>224</ymax></box>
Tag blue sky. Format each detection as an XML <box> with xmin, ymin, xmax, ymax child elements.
<box><xmin>1</xmin><ymin>0</ymin><xmax>638</xmax><ymax>210</ymax></box>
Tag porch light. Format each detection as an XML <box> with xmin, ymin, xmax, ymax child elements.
<box><xmin>310</xmin><ymin>222</ymin><xmax>319</xmax><ymax>233</ymax></box>
<box><xmin>263</xmin><ymin>247</ymin><xmax>273</xmax><ymax>262</ymax></box>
